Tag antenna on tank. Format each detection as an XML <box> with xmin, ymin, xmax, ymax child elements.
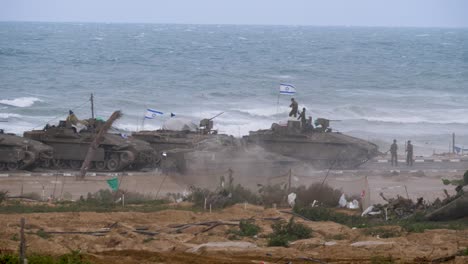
<box><xmin>90</xmin><ymin>93</ymin><xmax>95</xmax><ymax>119</ymax></box>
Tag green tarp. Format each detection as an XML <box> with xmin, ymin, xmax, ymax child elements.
<box><xmin>106</xmin><ymin>177</ymin><xmax>119</xmax><ymax>191</ymax></box>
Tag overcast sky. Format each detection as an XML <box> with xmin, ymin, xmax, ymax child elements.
<box><xmin>1</xmin><ymin>0</ymin><xmax>467</xmax><ymax>27</ymax></box>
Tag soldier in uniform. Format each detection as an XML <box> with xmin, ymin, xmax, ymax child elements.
<box><xmin>66</xmin><ymin>110</ymin><xmax>88</xmax><ymax>132</ymax></box>
<box><xmin>66</xmin><ymin>110</ymin><xmax>80</xmax><ymax>126</ymax></box>
<box><xmin>390</xmin><ymin>139</ymin><xmax>398</xmax><ymax>166</ymax></box>
<box><xmin>406</xmin><ymin>140</ymin><xmax>414</xmax><ymax>166</ymax></box>
<box><xmin>289</xmin><ymin>98</ymin><xmax>298</xmax><ymax>117</ymax></box>
<box><xmin>298</xmin><ymin>107</ymin><xmax>307</xmax><ymax>129</ymax></box>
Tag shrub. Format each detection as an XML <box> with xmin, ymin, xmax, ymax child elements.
<box><xmin>294</xmin><ymin>206</ymin><xmax>369</xmax><ymax>228</ymax></box>
<box><xmin>21</xmin><ymin>192</ymin><xmax>41</xmax><ymax>201</ymax></box>
<box><xmin>188</xmin><ymin>183</ymin><xmax>260</xmax><ymax>209</ymax></box>
<box><xmin>293</xmin><ymin>183</ymin><xmax>342</xmax><ymax>207</ymax></box>
<box><xmin>258</xmin><ymin>184</ymin><xmax>287</xmax><ymax>207</ymax></box>
<box><xmin>0</xmin><ymin>253</ymin><xmax>17</xmax><ymax>263</ymax></box>
<box><xmin>267</xmin><ymin>218</ymin><xmax>312</xmax><ymax>247</ymax></box>
<box><xmin>229</xmin><ymin>220</ymin><xmax>261</xmax><ymax>237</ymax></box>
<box><xmin>0</xmin><ymin>190</ymin><xmax>8</xmax><ymax>203</ymax></box>
<box><xmin>0</xmin><ymin>251</ymin><xmax>90</xmax><ymax>264</ymax></box>
<box><xmin>370</xmin><ymin>255</ymin><xmax>395</xmax><ymax>264</ymax></box>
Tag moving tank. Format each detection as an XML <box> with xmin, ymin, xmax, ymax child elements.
<box><xmin>0</xmin><ymin>129</ymin><xmax>53</xmax><ymax>170</ymax></box>
<box><xmin>23</xmin><ymin>118</ymin><xmax>156</xmax><ymax>171</ymax></box>
<box><xmin>244</xmin><ymin>118</ymin><xmax>380</xmax><ymax>169</ymax></box>
<box><xmin>132</xmin><ymin>114</ymin><xmax>222</xmax><ymax>155</ymax></box>
<box><xmin>134</xmin><ymin>117</ymin><xmax>305</xmax><ymax>176</ymax></box>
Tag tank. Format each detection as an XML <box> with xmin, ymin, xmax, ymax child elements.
<box><xmin>243</xmin><ymin>119</ymin><xmax>380</xmax><ymax>169</ymax></box>
<box><xmin>134</xmin><ymin>118</ymin><xmax>260</xmax><ymax>175</ymax></box>
<box><xmin>132</xmin><ymin>118</ymin><xmax>218</xmax><ymax>155</ymax></box>
<box><xmin>23</xmin><ymin>119</ymin><xmax>156</xmax><ymax>171</ymax></box>
<box><xmin>0</xmin><ymin>129</ymin><xmax>53</xmax><ymax>171</ymax></box>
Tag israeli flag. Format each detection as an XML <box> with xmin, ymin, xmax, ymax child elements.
<box><xmin>279</xmin><ymin>83</ymin><xmax>296</xmax><ymax>95</ymax></box>
<box><xmin>145</xmin><ymin>108</ymin><xmax>164</xmax><ymax>119</ymax></box>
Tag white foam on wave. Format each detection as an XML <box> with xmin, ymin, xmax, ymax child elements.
<box><xmin>231</xmin><ymin>106</ymin><xmax>289</xmax><ymax>118</ymax></box>
<box><xmin>0</xmin><ymin>97</ymin><xmax>42</xmax><ymax>107</ymax></box>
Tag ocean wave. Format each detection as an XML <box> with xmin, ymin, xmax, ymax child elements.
<box><xmin>230</xmin><ymin>106</ymin><xmax>289</xmax><ymax>118</ymax></box>
<box><xmin>0</xmin><ymin>48</ymin><xmax>30</xmax><ymax>56</ymax></box>
<box><xmin>0</xmin><ymin>97</ymin><xmax>42</xmax><ymax>107</ymax></box>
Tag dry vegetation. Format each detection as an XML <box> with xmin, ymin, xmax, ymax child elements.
<box><xmin>0</xmin><ymin>181</ymin><xmax>467</xmax><ymax>264</ymax></box>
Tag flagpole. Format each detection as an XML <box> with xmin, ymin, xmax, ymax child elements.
<box><xmin>276</xmin><ymin>92</ymin><xmax>280</xmax><ymax>115</ymax></box>
<box><xmin>141</xmin><ymin>107</ymin><xmax>147</xmax><ymax>131</ymax></box>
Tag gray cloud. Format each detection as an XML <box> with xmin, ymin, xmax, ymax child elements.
<box><xmin>1</xmin><ymin>0</ymin><xmax>467</xmax><ymax>27</ymax></box>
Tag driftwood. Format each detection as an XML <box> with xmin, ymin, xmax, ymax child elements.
<box><xmin>169</xmin><ymin>220</ymin><xmax>239</xmax><ymax>234</ymax></box>
<box><xmin>78</xmin><ymin>111</ymin><xmax>122</xmax><ymax>179</ymax></box>
<box><xmin>43</xmin><ymin>222</ymin><xmax>118</xmax><ymax>237</ymax></box>
<box><xmin>133</xmin><ymin>230</ymin><xmax>159</xmax><ymax>236</ymax></box>
<box><xmin>197</xmin><ymin>222</ymin><xmax>238</xmax><ymax>234</ymax></box>
<box><xmin>45</xmin><ymin>230</ymin><xmax>109</xmax><ymax>236</ymax></box>
<box><xmin>261</xmin><ymin>217</ymin><xmax>283</xmax><ymax>221</ymax></box>
<box><xmin>279</xmin><ymin>210</ymin><xmax>313</xmax><ymax>222</ymax></box>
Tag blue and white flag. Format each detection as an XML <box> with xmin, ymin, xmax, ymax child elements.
<box><xmin>145</xmin><ymin>108</ymin><xmax>164</xmax><ymax>119</ymax></box>
<box><xmin>279</xmin><ymin>83</ymin><xmax>296</xmax><ymax>95</ymax></box>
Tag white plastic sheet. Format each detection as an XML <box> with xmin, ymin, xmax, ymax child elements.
<box><xmin>287</xmin><ymin>192</ymin><xmax>297</xmax><ymax>207</ymax></box>
<box><xmin>338</xmin><ymin>194</ymin><xmax>347</xmax><ymax>208</ymax></box>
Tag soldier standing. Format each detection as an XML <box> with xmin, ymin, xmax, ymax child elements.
<box><xmin>390</xmin><ymin>139</ymin><xmax>398</xmax><ymax>166</ymax></box>
<box><xmin>406</xmin><ymin>140</ymin><xmax>414</xmax><ymax>166</ymax></box>
<box><xmin>298</xmin><ymin>107</ymin><xmax>307</xmax><ymax>128</ymax></box>
<box><xmin>289</xmin><ymin>98</ymin><xmax>298</xmax><ymax>117</ymax></box>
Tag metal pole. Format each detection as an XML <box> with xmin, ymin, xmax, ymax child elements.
<box><xmin>288</xmin><ymin>169</ymin><xmax>292</xmax><ymax>192</ymax></box>
<box><xmin>90</xmin><ymin>93</ymin><xmax>95</xmax><ymax>119</ymax></box>
<box><xmin>19</xmin><ymin>218</ymin><xmax>26</xmax><ymax>264</ymax></box>
<box><xmin>452</xmin><ymin>133</ymin><xmax>455</xmax><ymax>154</ymax></box>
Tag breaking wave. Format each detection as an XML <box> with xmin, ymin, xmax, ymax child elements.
<box><xmin>0</xmin><ymin>97</ymin><xmax>42</xmax><ymax>107</ymax></box>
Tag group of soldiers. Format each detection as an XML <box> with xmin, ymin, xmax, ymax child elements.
<box><xmin>288</xmin><ymin>98</ymin><xmax>312</xmax><ymax>129</ymax></box>
<box><xmin>389</xmin><ymin>139</ymin><xmax>414</xmax><ymax>166</ymax></box>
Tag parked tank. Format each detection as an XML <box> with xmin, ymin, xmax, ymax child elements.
<box><xmin>243</xmin><ymin>119</ymin><xmax>380</xmax><ymax>169</ymax></box>
<box><xmin>0</xmin><ymin>129</ymin><xmax>53</xmax><ymax>170</ymax></box>
<box><xmin>23</xmin><ymin>119</ymin><xmax>156</xmax><ymax>171</ymax></box>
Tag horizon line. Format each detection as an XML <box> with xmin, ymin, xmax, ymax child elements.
<box><xmin>0</xmin><ymin>20</ymin><xmax>467</xmax><ymax>29</ymax></box>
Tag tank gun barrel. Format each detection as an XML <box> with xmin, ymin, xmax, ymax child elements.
<box><xmin>208</xmin><ymin>112</ymin><xmax>224</xmax><ymax>121</ymax></box>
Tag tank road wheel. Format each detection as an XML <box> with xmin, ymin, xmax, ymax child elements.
<box><xmin>69</xmin><ymin>160</ymin><xmax>83</xmax><ymax>170</ymax></box>
<box><xmin>107</xmin><ymin>158</ymin><xmax>120</xmax><ymax>171</ymax></box>
<box><xmin>6</xmin><ymin>162</ymin><xmax>19</xmax><ymax>171</ymax></box>
<box><xmin>41</xmin><ymin>159</ymin><xmax>51</xmax><ymax>168</ymax></box>
<box><xmin>51</xmin><ymin>159</ymin><xmax>64</xmax><ymax>169</ymax></box>
<box><xmin>23</xmin><ymin>151</ymin><xmax>36</xmax><ymax>166</ymax></box>
<box><xmin>0</xmin><ymin>163</ymin><xmax>5</xmax><ymax>170</ymax></box>
<box><xmin>95</xmin><ymin>161</ymin><xmax>107</xmax><ymax>171</ymax></box>
<box><xmin>120</xmin><ymin>151</ymin><xmax>135</xmax><ymax>164</ymax></box>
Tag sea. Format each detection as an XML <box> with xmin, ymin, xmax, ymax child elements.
<box><xmin>1</xmin><ymin>22</ymin><xmax>467</xmax><ymax>155</ymax></box>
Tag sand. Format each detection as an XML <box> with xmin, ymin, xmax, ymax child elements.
<box><xmin>0</xmin><ymin>204</ymin><xmax>467</xmax><ymax>263</ymax></box>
